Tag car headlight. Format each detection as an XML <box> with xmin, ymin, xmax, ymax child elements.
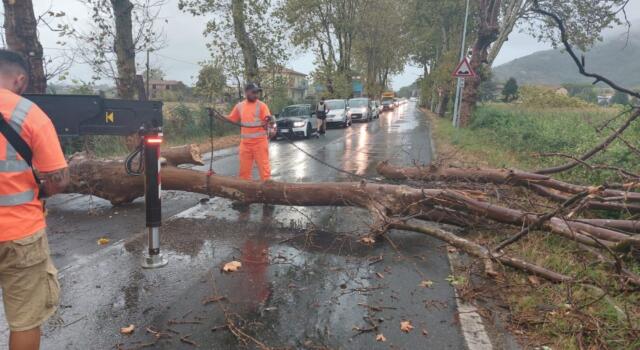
<box><xmin>293</xmin><ymin>121</ymin><xmax>306</xmax><ymax>128</ymax></box>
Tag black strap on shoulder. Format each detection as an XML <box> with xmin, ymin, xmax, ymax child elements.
<box><xmin>0</xmin><ymin>112</ymin><xmax>42</xmax><ymax>192</ymax></box>
<box><xmin>0</xmin><ymin>112</ymin><xmax>34</xmax><ymax>167</ymax></box>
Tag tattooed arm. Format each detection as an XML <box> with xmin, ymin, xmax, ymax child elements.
<box><xmin>38</xmin><ymin>167</ymin><xmax>70</xmax><ymax>197</ymax></box>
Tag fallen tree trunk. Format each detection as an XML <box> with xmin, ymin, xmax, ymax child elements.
<box><xmin>62</xmin><ymin>155</ymin><xmax>640</xmax><ymax>285</ymax></box>
<box><xmin>161</xmin><ymin>144</ymin><xmax>204</xmax><ymax>166</ymax></box>
<box><xmin>376</xmin><ymin>162</ymin><xmax>640</xmax><ymax>213</ymax></box>
<box><xmin>392</xmin><ymin>221</ymin><xmax>573</xmax><ymax>283</ymax></box>
<box><xmin>66</xmin><ymin>156</ymin><xmax>637</xmax><ymax>249</ymax></box>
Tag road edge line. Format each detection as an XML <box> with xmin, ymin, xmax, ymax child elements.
<box><xmin>423</xmin><ymin>107</ymin><xmax>493</xmax><ymax>350</ymax></box>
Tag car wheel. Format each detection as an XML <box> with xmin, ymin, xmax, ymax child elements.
<box><xmin>305</xmin><ymin>123</ymin><xmax>312</xmax><ymax>139</ymax></box>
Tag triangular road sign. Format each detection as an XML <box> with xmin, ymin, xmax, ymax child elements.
<box><xmin>452</xmin><ymin>57</ymin><xmax>476</xmax><ymax>78</ymax></box>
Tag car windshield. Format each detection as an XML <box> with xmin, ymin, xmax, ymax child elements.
<box><xmin>280</xmin><ymin>106</ymin><xmax>309</xmax><ymax>118</ymax></box>
<box><xmin>349</xmin><ymin>99</ymin><xmax>368</xmax><ymax>107</ymax></box>
<box><xmin>325</xmin><ymin>100</ymin><xmax>345</xmax><ymax>109</ymax></box>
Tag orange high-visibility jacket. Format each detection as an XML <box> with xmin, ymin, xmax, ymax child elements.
<box><xmin>227</xmin><ymin>100</ymin><xmax>271</xmax><ymax>142</ymax></box>
<box><xmin>0</xmin><ymin>89</ymin><xmax>67</xmax><ymax>242</ymax></box>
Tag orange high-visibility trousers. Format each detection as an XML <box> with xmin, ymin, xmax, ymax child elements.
<box><xmin>239</xmin><ymin>138</ymin><xmax>271</xmax><ymax>181</ymax></box>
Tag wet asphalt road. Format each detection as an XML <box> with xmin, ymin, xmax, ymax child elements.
<box><xmin>1</xmin><ymin>102</ymin><xmax>466</xmax><ymax>349</ymax></box>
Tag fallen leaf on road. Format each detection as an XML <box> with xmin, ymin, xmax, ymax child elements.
<box><xmin>422</xmin><ymin>329</ymin><xmax>429</xmax><ymax>336</ymax></box>
<box><xmin>120</xmin><ymin>324</ymin><xmax>135</xmax><ymax>335</ymax></box>
<box><xmin>419</xmin><ymin>280</ymin><xmax>434</xmax><ymax>288</ymax></box>
<box><xmin>400</xmin><ymin>320</ymin><xmax>414</xmax><ymax>333</ymax></box>
<box><xmin>528</xmin><ymin>275</ymin><xmax>540</xmax><ymax>286</ymax></box>
<box><xmin>376</xmin><ymin>333</ymin><xmax>386</xmax><ymax>342</ymax></box>
<box><xmin>375</xmin><ymin>272</ymin><xmax>384</xmax><ymax>279</ymax></box>
<box><xmin>97</xmin><ymin>237</ymin><xmax>110</xmax><ymax>245</ymax></box>
<box><xmin>222</xmin><ymin>261</ymin><xmax>242</xmax><ymax>272</ymax></box>
<box><xmin>447</xmin><ymin>246</ymin><xmax>457</xmax><ymax>253</ymax></box>
<box><xmin>360</xmin><ymin>237</ymin><xmax>375</xmax><ymax>245</ymax></box>
<box><xmin>446</xmin><ymin>274</ymin><xmax>465</xmax><ymax>286</ymax></box>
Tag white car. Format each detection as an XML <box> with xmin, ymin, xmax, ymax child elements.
<box><xmin>276</xmin><ymin>104</ymin><xmax>318</xmax><ymax>139</ymax></box>
<box><xmin>347</xmin><ymin>98</ymin><xmax>372</xmax><ymax>122</ymax></box>
<box><xmin>369</xmin><ymin>100</ymin><xmax>380</xmax><ymax>119</ymax></box>
<box><xmin>324</xmin><ymin>99</ymin><xmax>351</xmax><ymax>128</ymax></box>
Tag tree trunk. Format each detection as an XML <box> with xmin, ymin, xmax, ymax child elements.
<box><xmin>486</xmin><ymin>0</ymin><xmax>528</xmax><ymax>66</ymax></box>
<box><xmin>61</xmin><ymin>153</ymin><xmax>640</xmax><ymax>284</ymax></box>
<box><xmin>2</xmin><ymin>0</ymin><xmax>46</xmax><ymax>93</ymax></box>
<box><xmin>161</xmin><ymin>144</ymin><xmax>204</xmax><ymax>166</ymax></box>
<box><xmin>231</xmin><ymin>0</ymin><xmax>260</xmax><ymax>84</ymax></box>
<box><xmin>376</xmin><ymin>162</ymin><xmax>640</xmax><ymax>214</ymax></box>
<box><xmin>436</xmin><ymin>90</ymin><xmax>450</xmax><ymax>117</ymax></box>
<box><xmin>111</xmin><ymin>0</ymin><xmax>137</xmax><ymax>99</ymax></box>
<box><xmin>64</xmin><ymin>157</ymin><xmax>639</xmax><ymax>250</ymax></box>
<box><xmin>458</xmin><ymin>0</ymin><xmax>501</xmax><ymax>127</ymax></box>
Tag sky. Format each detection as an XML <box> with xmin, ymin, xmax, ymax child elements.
<box><xmin>14</xmin><ymin>0</ymin><xmax>640</xmax><ymax>90</ymax></box>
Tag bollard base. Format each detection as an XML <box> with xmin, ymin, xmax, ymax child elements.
<box><xmin>141</xmin><ymin>253</ymin><xmax>168</xmax><ymax>269</ymax></box>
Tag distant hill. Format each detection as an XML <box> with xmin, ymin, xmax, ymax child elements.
<box><xmin>493</xmin><ymin>29</ymin><xmax>640</xmax><ymax>87</ymax></box>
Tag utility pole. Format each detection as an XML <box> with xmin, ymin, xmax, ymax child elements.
<box><xmin>146</xmin><ymin>49</ymin><xmax>151</xmax><ymax>100</ymax></box>
<box><xmin>452</xmin><ymin>0</ymin><xmax>471</xmax><ymax>128</ymax></box>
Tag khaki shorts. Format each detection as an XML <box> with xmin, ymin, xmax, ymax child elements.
<box><xmin>0</xmin><ymin>229</ymin><xmax>60</xmax><ymax>332</ymax></box>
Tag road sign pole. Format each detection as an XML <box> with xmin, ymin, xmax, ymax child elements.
<box><xmin>452</xmin><ymin>78</ymin><xmax>462</xmax><ymax>127</ymax></box>
<box><xmin>452</xmin><ymin>0</ymin><xmax>471</xmax><ymax>128</ymax></box>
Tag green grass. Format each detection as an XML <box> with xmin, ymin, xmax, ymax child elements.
<box><xmin>436</xmin><ymin>104</ymin><xmax>639</xmax><ymax>185</ymax></box>
<box><xmin>431</xmin><ymin>104</ymin><xmax>640</xmax><ymax>349</ymax></box>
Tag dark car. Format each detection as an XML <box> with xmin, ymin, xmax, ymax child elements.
<box><xmin>381</xmin><ymin>98</ymin><xmax>394</xmax><ymax>111</ymax></box>
<box><xmin>276</xmin><ymin>104</ymin><xmax>318</xmax><ymax>139</ymax></box>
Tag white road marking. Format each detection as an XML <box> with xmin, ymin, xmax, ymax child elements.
<box><xmin>426</xmin><ymin>110</ymin><xmax>494</xmax><ymax>349</ymax></box>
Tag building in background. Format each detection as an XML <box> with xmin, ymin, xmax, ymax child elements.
<box><xmin>263</xmin><ymin>67</ymin><xmax>308</xmax><ymax>102</ymax></box>
<box><xmin>149</xmin><ymin>79</ymin><xmax>187</xmax><ymax>100</ymax></box>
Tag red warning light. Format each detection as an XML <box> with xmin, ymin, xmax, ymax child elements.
<box><xmin>145</xmin><ymin>137</ymin><xmax>163</xmax><ymax>144</ymax></box>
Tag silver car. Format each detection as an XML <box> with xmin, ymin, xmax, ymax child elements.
<box><xmin>347</xmin><ymin>98</ymin><xmax>372</xmax><ymax>122</ymax></box>
<box><xmin>324</xmin><ymin>99</ymin><xmax>351</xmax><ymax>128</ymax></box>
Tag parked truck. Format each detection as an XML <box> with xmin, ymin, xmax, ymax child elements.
<box><xmin>381</xmin><ymin>91</ymin><xmax>395</xmax><ymax>111</ymax></box>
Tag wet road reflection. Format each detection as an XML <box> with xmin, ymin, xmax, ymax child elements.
<box><xmin>31</xmin><ymin>102</ymin><xmax>463</xmax><ymax>350</ymax></box>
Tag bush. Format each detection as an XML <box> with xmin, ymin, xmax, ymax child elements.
<box><xmin>467</xmin><ymin>104</ymin><xmax>638</xmax><ymax>185</ymax></box>
<box><xmin>164</xmin><ymin>103</ymin><xmax>236</xmax><ymax>144</ymax></box>
<box><xmin>518</xmin><ymin>86</ymin><xmax>593</xmax><ymax>108</ymax></box>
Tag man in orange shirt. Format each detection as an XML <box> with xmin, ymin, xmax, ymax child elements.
<box><xmin>0</xmin><ymin>50</ymin><xmax>69</xmax><ymax>350</ymax></box>
<box><xmin>227</xmin><ymin>83</ymin><xmax>272</xmax><ymax>181</ymax></box>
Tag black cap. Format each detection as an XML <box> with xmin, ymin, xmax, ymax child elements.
<box><xmin>244</xmin><ymin>83</ymin><xmax>262</xmax><ymax>92</ymax></box>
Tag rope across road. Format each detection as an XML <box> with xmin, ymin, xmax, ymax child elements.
<box><xmin>205</xmin><ymin>106</ymin><xmax>386</xmax><ymax>183</ymax></box>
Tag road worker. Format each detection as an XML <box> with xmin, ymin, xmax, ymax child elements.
<box><xmin>0</xmin><ymin>50</ymin><xmax>69</xmax><ymax>350</ymax></box>
<box><xmin>227</xmin><ymin>83</ymin><xmax>272</xmax><ymax>181</ymax></box>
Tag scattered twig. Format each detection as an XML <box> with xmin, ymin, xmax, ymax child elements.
<box><xmin>179</xmin><ymin>334</ymin><xmax>199</xmax><ymax>347</ymax></box>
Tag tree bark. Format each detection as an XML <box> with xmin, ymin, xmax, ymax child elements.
<box><xmin>486</xmin><ymin>0</ymin><xmax>528</xmax><ymax>66</ymax></box>
<box><xmin>2</xmin><ymin>0</ymin><xmax>46</xmax><ymax>93</ymax></box>
<box><xmin>64</xmin><ymin>157</ymin><xmax>638</xmax><ymax>252</ymax></box>
<box><xmin>376</xmin><ymin>162</ymin><xmax>640</xmax><ymax>214</ymax></box>
<box><xmin>61</xmin><ymin>154</ymin><xmax>640</xmax><ymax>284</ymax></box>
<box><xmin>161</xmin><ymin>144</ymin><xmax>204</xmax><ymax>166</ymax></box>
<box><xmin>458</xmin><ymin>0</ymin><xmax>501</xmax><ymax>127</ymax></box>
<box><xmin>231</xmin><ymin>0</ymin><xmax>260</xmax><ymax>84</ymax></box>
<box><xmin>436</xmin><ymin>90</ymin><xmax>450</xmax><ymax>118</ymax></box>
<box><xmin>111</xmin><ymin>0</ymin><xmax>137</xmax><ymax>99</ymax></box>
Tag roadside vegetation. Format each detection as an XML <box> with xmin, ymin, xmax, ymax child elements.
<box><xmin>429</xmin><ymin>98</ymin><xmax>640</xmax><ymax>349</ymax></box>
